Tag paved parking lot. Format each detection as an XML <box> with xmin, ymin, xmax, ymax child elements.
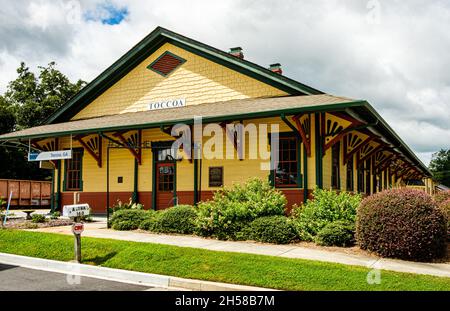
<box><xmin>0</xmin><ymin>263</ymin><xmax>152</xmax><ymax>291</ymax></box>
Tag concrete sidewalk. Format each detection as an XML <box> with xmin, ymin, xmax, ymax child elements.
<box><xmin>30</xmin><ymin>221</ymin><xmax>450</xmax><ymax>278</ymax></box>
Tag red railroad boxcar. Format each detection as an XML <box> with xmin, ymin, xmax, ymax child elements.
<box><xmin>0</xmin><ymin>179</ymin><xmax>52</xmax><ymax>208</ymax></box>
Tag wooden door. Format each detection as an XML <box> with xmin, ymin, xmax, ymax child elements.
<box><xmin>156</xmin><ymin>162</ymin><xmax>175</xmax><ymax>210</ymax></box>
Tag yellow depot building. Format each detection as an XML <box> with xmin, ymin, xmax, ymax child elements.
<box><xmin>0</xmin><ymin>27</ymin><xmax>434</xmax><ymax>213</ymax></box>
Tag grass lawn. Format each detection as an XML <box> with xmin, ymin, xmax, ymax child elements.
<box><xmin>0</xmin><ymin>229</ymin><xmax>449</xmax><ymax>291</ymax></box>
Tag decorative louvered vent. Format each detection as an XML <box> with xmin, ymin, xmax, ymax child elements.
<box><xmin>147</xmin><ymin>51</ymin><xmax>186</xmax><ymax>77</ymax></box>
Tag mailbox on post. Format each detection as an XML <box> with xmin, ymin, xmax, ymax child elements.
<box><xmin>63</xmin><ymin>203</ymin><xmax>90</xmax><ymax>218</ymax></box>
<box><xmin>63</xmin><ymin>204</ymin><xmax>90</xmax><ymax>263</ymax></box>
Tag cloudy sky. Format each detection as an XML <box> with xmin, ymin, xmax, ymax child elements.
<box><xmin>0</xmin><ymin>0</ymin><xmax>449</xmax><ymax>165</ymax></box>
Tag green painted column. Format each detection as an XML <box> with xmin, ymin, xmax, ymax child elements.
<box><xmin>132</xmin><ymin>159</ymin><xmax>139</xmax><ymax>203</ymax></box>
<box><xmin>303</xmin><ymin>144</ymin><xmax>308</xmax><ymax>203</ymax></box>
<box><xmin>50</xmin><ymin>168</ymin><xmax>55</xmax><ymax>212</ymax></box>
<box><xmin>314</xmin><ymin>113</ymin><xmax>323</xmax><ymax>189</ymax></box>
<box><xmin>56</xmin><ymin>160</ymin><xmax>62</xmax><ymax>211</ymax></box>
<box><xmin>151</xmin><ymin>150</ymin><xmax>157</xmax><ymax>210</ymax></box>
<box><xmin>193</xmin><ymin>146</ymin><xmax>199</xmax><ymax>205</ymax></box>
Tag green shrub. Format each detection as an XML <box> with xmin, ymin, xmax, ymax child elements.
<box><xmin>247</xmin><ymin>216</ymin><xmax>297</xmax><ymax>244</ymax></box>
<box><xmin>109</xmin><ymin>198</ymin><xmax>144</xmax><ymax>214</ymax></box>
<box><xmin>292</xmin><ymin>188</ymin><xmax>361</xmax><ymax>241</ymax></box>
<box><xmin>138</xmin><ymin>217</ymin><xmax>158</xmax><ymax>231</ymax></box>
<box><xmin>195</xmin><ymin>178</ymin><xmax>287</xmax><ymax>240</ymax></box>
<box><xmin>434</xmin><ymin>190</ymin><xmax>450</xmax><ymax>205</ymax></box>
<box><xmin>149</xmin><ymin>205</ymin><xmax>197</xmax><ymax>234</ymax></box>
<box><xmin>315</xmin><ymin>220</ymin><xmax>355</xmax><ymax>247</ymax></box>
<box><xmin>81</xmin><ymin>215</ymin><xmax>93</xmax><ymax>222</ymax></box>
<box><xmin>356</xmin><ymin>188</ymin><xmax>447</xmax><ymax>261</ymax></box>
<box><xmin>31</xmin><ymin>214</ymin><xmax>46</xmax><ymax>223</ymax></box>
<box><xmin>110</xmin><ymin>209</ymin><xmax>150</xmax><ymax>231</ymax></box>
<box><xmin>50</xmin><ymin>211</ymin><xmax>61</xmax><ymax>220</ymax></box>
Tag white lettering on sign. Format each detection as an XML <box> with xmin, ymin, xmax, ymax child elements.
<box><xmin>148</xmin><ymin>98</ymin><xmax>186</xmax><ymax>111</ymax></box>
<box><xmin>28</xmin><ymin>150</ymin><xmax>72</xmax><ymax>162</ymax></box>
<box><xmin>63</xmin><ymin>204</ymin><xmax>90</xmax><ymax>218</ymax></box>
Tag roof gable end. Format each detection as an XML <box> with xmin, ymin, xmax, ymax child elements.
<box><xmin>45</xmin><ymin>26</ymin><xmax>323</xmax><ymax>124</ymax></box>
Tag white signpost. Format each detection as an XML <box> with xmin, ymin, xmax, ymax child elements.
<box><xmin>28</xmin><ymin>150</ymin><xmax>72</xmax><ymax>162</ymax></box>
<box><xmin>63</xmin><ymin>204</ymin><xmax>90</xmax><ymax>263</ymax></box>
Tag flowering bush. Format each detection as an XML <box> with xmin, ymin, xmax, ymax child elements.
<box><xmin>292</xmin><ymin>188</ymin><xmax>361</xmax><ymax>241</ymax></box>
<box><xmin>109</xmin><ymin>198</ymin><xmax>144</xmax><ymax>214</ymax></box>
<box><xmin>195</xmin><ymin>178</ymin><xmax>287</xmax><ymax>240</ymax></box>
<box><xmin>356</xmin><ymin>188</ymin><xmax>447</xmax><ymax>261</ymax></box>
<box><xmin>439</xmin><ymin>199</ymin><xmax>450</xmax><ymax>240</ymax></box>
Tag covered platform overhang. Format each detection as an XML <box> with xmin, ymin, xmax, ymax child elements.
<box><xmin>0</xmin><ymin>94</ymin><xmax>431</xmax><ymax>178</ymax></box>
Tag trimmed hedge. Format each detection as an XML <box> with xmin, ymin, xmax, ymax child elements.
<box><xmin>356</xmin><ymin>188</ymin><xmax>447</xmax><ymax>261</ymax></box>
<box><xmin>147</xmin><ymin>205</ymin><xmax>197</xmax><ymax>234</ymax></box>
<box><xmin>109</xmin><ymin>209</ymin><xmax>151</xmax><ymax>231</ymax></box>
<box><xmin>195</xmin><ymin>178</ymin><xmax>287</xmax><ymax>240</ymax></box>
<box><xmin>246</xmin><ymin>216</ymin><xmax>297</xmax><ymax>244</ymax></box>
<box><xmin>315</xmin><ymin>220</ymin><xmax>355</xmax><ymax>247</ymax></box>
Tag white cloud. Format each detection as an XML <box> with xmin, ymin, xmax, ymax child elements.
<box><xmin>0</xmin><ymin>0</ymin><xmax>449</xmax><ymax>165</ymax></box>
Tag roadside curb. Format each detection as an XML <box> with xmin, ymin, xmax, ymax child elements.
<box><xmin>0</xmin><ymin>252</ymin><xmax>275</xmax><ymax>291</ymax></box>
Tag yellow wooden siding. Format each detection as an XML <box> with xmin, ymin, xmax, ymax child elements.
<box><xmin>72</xmin><ymin>43</ymin><xmax>287</xmax><ymax>120</ymax></box>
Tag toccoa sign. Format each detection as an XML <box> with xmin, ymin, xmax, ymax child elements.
<box><xmin>148</xmin><ymin>98</ymin><xmax>186</xmax><ymax>111</ymax></box>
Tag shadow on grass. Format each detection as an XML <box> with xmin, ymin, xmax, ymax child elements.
<box><xmin>83</xmin><ymin>252</ymin><xmax>117</xmax><ymax>265</ymax></box>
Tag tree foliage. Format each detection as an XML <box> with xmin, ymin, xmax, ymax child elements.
<box><xmin>429</xmin><ymin>149</ymin><xmax>450</xmax><ymax>187</ymax></box>
<box><xmin>4</xmin><ymin>62</ymin><xmax>86</xmax><ymax>129</ymax></box>
<box><xmin>0</xmin><ymin>62</ymin><xmax>86</xmax><ymax>180</ymax></box>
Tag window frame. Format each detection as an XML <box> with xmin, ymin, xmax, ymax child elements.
<box><xmin>270</xmin><ymin>132</ymin><xmax>302</xmax><ymax>189</ymax></box>
<box><xmin>331</xmin><ymin>142</ymin><xmax>341</xmax><ymax>190</ymax></box>
<box><xmin>64</xmin><ymin>148</ymin><xmax>84</xmax><ymax>192</ymax></box>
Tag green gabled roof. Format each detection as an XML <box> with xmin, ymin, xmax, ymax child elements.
<box><xmin>45</xmin><ymin>26</ymin><xmax>323</xmax><ymax>124</ymax></box>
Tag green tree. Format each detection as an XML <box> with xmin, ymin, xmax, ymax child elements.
<box><xmin>0</xmin><ymin>96</ymin><xmax>16</xmax><ymax>134</ymax></box>
<box><xmin>0</xmin><ymin>62</ymin><xmax>86</xmax><ymax>180</ymax></box>
<box><xmin>5</xmin><ymin>62</ymin><xmax>86</xmax><ymax>128</ymax></box>
<box><xmin>429</xmin><ymin>149</ymin><xmax>450</xmax><ymax>187</ymax></box>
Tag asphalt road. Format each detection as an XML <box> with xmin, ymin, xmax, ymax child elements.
<box><xmin>0</xmin><ymin>263</ymin><xmax>152</xmax><ymax>291</ymax></box>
